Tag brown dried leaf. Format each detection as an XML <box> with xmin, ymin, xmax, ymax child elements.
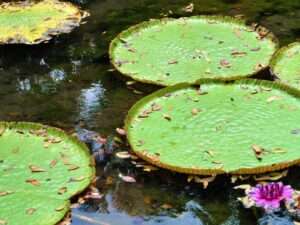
<box><xmin>251</xmin><ymin>145</ymin><xmax>262</xmax><ymax>153</ymax></box>
<box><xmin>215</xmin><ymin>163</ymin><xmax>224</xmax><ymax>170</ymax></box>
<box><xmin>121</xmin><ymin>176</ymin><xmax>136</xmax><ymax>183</ymax></box>
<box><xmin>183</xmin><ymin>3</ymin><xmax>194</xmax><ymax>13</ymax></box>
<box><xmin>51</xmin><ymin>138</ymin><xmax>61</xmax><ymax>143</ymax></box>
<box><xmin>212</xmin><ymin>160</ymin><xmax>222</xmax><ymax>164</ymax></box>
<box><xmin>267</xmin><ymin>96</ymin><xmax>283</xmax><ymax>103</ymax></box>
<box><xmin>251</xmin><ymin>46</ymin><xmax>261</xmax><ymax>51</ymax></box>
<box><xmin>151</xmin><ymin>102</ymin><xmax>163</xmax><ymax>111</ymax></box>
<box><xmin>162</xmin><ymin>114</ymin><xmax>171</xmax><ymax>121</ymax></box>
<box><xmin>68</xmin><ymin>166</ymin><xmax>80</xmax><ymax>171</ymax></box>
<box><xmin>0</xmin><ymin>190</ymin><xmax>14</xmax><ymax>196</ymax></box>
<box><xmin>205</xmin><ymin>68</ymin><xmax>211</xmax><ymax>74</ymax></box>
<box><xmin>220</xmin><ymin>59</ymin><xmax>231</xmax><ymax>68</ymax></box>
<box><xmin>251</xmin><ymin>145</ymin><xmax>262</xmax><ymax>159</ymax></box>
<box><xmin>187</xmin><ymin>175</ymin><xmax>194</xmax><ymax>182</ymax></box>
<box><xmin>234</xmin><ymin>184</ymin><xmax>251</xmax><ymax>189</ymax></box>
<box><xmin>272</xmin><ymin>149</ymin><xmax>287</xmax><ymax>154</ymax></box>
<box><xmin>205</xmin><ymin>151</ymin><xmax>215</xmax><ymax>157</ymax></box>
<box><xmin>231</xmin><ymin>52</ymin><xmax>247</xmax><ymax>57</ymax></box>
<box><xmin>116</xmin><ymin>128</ymin><xmax>126</xmax><ymax>135</ymax></box>
<box><xmin>25</xmin><ymin>179</ymin><xmax>41</xmax><ymax>186</ymax></box>
<box><xmin>74</xmin><ymin>176</ymin><xmax>86</xmax><ymax>181</ymax></box>
<box><xmin>58</xmin><ymin>187</ymin><xmax>68</xmax><ymax>195</ymax></box>
<box><xmin>116</xmin><ymin>151</ymin><xmax>131</xmax><ymax>159</ymax></box>
<box><xmin>254</xmin><ymin>62</ymin><xmax>265</xmax><ymax>70</ymax></box>
<box><xmin>168</xmin><ymin>60</ymin><xmax>178</xmax><ymax>64</ymax></box>
<box><xmin>50</xmin><ymin>159</ymin><xmax>58</xmax><ymax>168</ymax></box>
<box><xmin>196</xmin><ymin>89</ymin><xmax>208</xmax><ymax>95</ymax></box>
<box><xmin>44</xmin><ymin>142</ymin><xmax>51</xmax><ymax>148</ymax></box>
<box><xmin>55</xmin><ymin>203</ymin><xmax>67</xmax><ymax>211</ymax></box>
<box><xmin>29</xmin><ymin>165</ymin><xmax>47</xmax><ymax>172</ymax></box>
<box><xmin>161</xmin><ymin>204</ymin><xmax>172</xmax><ymax>209</ymax></box>
<box><xmin>61</xmin><ymin>153</ymin><xmax>68</xmax><ymax>159</ymax></box>
<box><xmin>191</xmin><ymin>108</ymin><xmax>200</xmax><ymax>115</ymax></box>
<box><xmin>142</xmin><ymin>165</ymin><xmax>159</xmax><ymax>172</ymax></box>
<box><xmin>238</xmin><ymin>197</ymin><xmax>255</xmax><ymax>208</ymax></box>
<box><xmin>194</xmin><ymin>175</ymin><xmax>216</xmax><ymax>188</ymax></box>
<box><xmin>150</xmin><ymin>153</ymin><xmax>160</xmax><ymax>162</ymax></box>
<box><xmin>26</xmin><ymin>208</ymin><xmax>36</xmax><ymax>215</ymax></box>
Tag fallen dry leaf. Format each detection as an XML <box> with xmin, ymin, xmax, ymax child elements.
<box><xmin>121</xmin><ymin>176</ymin><xmax>136</xmax><ymax>183</ymax></box>
<box><xmin>26</xmin><ymin>208</ymin><xmax>36</xmax><ymax>215</ymax></box>
<box><xmin>234</xmin><ymin>184</ymin><xmax>251</xmax><ymax>189</ymax></box>
<box><xmin>267</xmin><ymin>96</ymin><xmax>283</xmax><ymax>103</ymax></box>
<box><xmin>25</xmin><ymin>179</ymin><xmax>41</xmax><ymax>186</ymax></box>
<box><xmin>0</xmin><ymin>190</ymin><xmax>14</xmax><ymax>196</ymax></box>
<box><xmin>50</xmin><ymin>159</ymin><xmax>58</xmax><ymax>168</ymax></box>
<box><xmin>220</xmin><ymin>59</ymin><xmax>231</xmax><ymax>68</ymax></box>
<box><xmin>162</xmin><ymin>114</ymin><xmax>171</xmax><ymax>121</ymax></box>
<box><xmin>183</xmin><ymin>3</ymin><xmax>194</xmax><ymax>13</ymax></box>
<box><xmin>231</xmin><ymin>52</ymin><xmax>247</xmax><ymax>57</ymax></box>
<box><xmin>55</xmin><ymin>203</ymin><xmax>66</xmax><ymax>211</ymax></box>
<box><xmin>29</xmin><ymin>165</ymin><xmax>47</xmax><ymax>172</ymax></box>
<box><xmin>191</xmin><ymin>108</ymin><xmax>200</xmax><ymax>115</ymax></box>
<box><xmin>196</xmin><ymin>89</ymin><xmax>208</xmax><ymax>95</ymax></box>
<box><xmin>187</xmin><ymin>175</ymin><xmax>194</xmax><ymax>182</ymax></box>
<box><xmin>58</xmin><ymin>187</ymin><xmax>68</xmax><ymax>195</ymax></box>
<box><xmin>116</xmin><ymin>151</ymin><xmax>131</xmax><ymax>159</ymax></box>
<box><xmin>116</xmin><ymin>128</ymin><xmax>126</xmax><ymax>136</ymax></box>
<box><xmin>272</xmin><ymin>149</ymin><xmax>287</xmax><ymax>154</ymax></box>
<box><xmin>168</xmin><ymin>60</ymin><xmax>178</xmax><ymax>64</ymax></box>
<box><xmin>68</xmin><ymin>166</ymin><xmax>80</xmax><ymax>171</ymax></box>
<box><xmin>161</xmin><ymin>204</ymin><xmax>172</xmax><ymax>209</ymax></box>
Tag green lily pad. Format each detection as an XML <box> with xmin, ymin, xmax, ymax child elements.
<box><xmin>110</xmin><ymin>16</ymin><xmax>278</xmax><ymax>86</ymax></box>
<box><xmin>125</xmin><ymin>79</ymin><xmax>300</xmax><ymax>175</ymax></box>
<box><xmin>0</xmin><ymin>0</ymin><xmax>89</xmax><ymax>45</ymax></box>
<box><xmin>270</xmin><ymin>42</ymin><xmax>300</xmax><ymax>90</ymax></box>
<box><xmin>0</xmin><ymin>122</ymin><xmax>95</xmax><ymax>225</ymax></box>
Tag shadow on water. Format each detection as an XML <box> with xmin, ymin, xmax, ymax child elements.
<box><xmin>0</xmin><ymin>0</ymin><xmax>299</xmax><ymax>224</ymax></box>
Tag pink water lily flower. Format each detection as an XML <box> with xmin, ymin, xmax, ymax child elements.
<box><xmin>249</xmin><ymin>182</ymin><xmax>294</xmax><ymax>209</ymax></box>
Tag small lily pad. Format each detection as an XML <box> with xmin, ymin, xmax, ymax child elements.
<box><xmin>0</xmin><ymin>0</ymin><xmax>89</xmax><ymax>44</ymax></box>
<box><xmin>0</xmin><ymin>122</ymin><xmax>95</xmax><ymax>225</ymax></box>
<box><xmin>270</xmin><ymin>42</ymin><xmax>300</xmax><ymax>90</ymax></box>
<box><xmin>125</xmin><ymin>79</ymin><xmax>300</xmax><ymax>175</ymax></box>
<box><xmin>110</xmin><ymin>16</ymin><xmax>278</xmax><ymax>86</ymax></box>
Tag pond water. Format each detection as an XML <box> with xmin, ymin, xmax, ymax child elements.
<box><xmin>0</xmin><ymin>0</ymin><xmax>299</xmax><ymax>224</ymax></box>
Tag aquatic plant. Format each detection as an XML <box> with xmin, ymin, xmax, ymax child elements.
<box><xmin>249</xmin><ymin>182</ymin><xmax>294</xmax><ymax>209</ymax></box>
<box><xmin>110</xmin><ymin>16</ymin><xmax>278</xmax><ymax>86</ymax></box>
<box><xmin>0</xmin><ymin>0</ymin><xmax>89</xmax><ymax>44</ymax></box>
<box><xmin>0</xmin><ymin>122</ymin><xmax>95</xmax><ymax>225</ymax></box>
<box><xmin>270</xmin><ymin>42</ymin><xmax>300</xmax><ymax>90</ymax></box>
<box><xmin>125</xmin><ymin>79</ymin><xmax>300</xmax><ymax>175</ymax></box>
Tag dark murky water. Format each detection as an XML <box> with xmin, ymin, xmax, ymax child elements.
<box><xmin>0</xmin><ymin>0</ymin><xmax>299</xmax><ymax>224</ymax></box>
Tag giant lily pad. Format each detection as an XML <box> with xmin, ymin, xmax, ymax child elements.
<box><xmin>110</xmin><ymin>16</ymin><xmax>278</xmax><ymax>86</ymax></box>
<box><xmin>125</xmin><ymin>79</ymin><xmax>300</xmax><ymax>175</ymax></box>
<box><xmin>0</xmin><ymin>0</ymin><xmax>89</xmax><ymax>44</ymax></box>
<box><xmin>270</xmin><ymin>42</ymin><xmax>300</xmax><ymax>90</ymax></box>
<box><xmin>0</xmin><ymin>122</ymin><xmax>95</xmax><ymax>225</ymax></box>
